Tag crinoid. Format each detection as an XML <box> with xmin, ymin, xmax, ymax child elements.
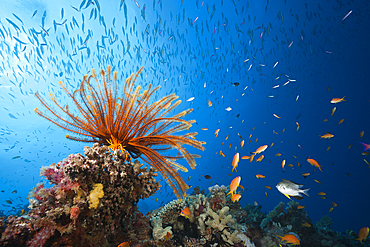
<box><xmin>34</xmin><ymin>66</ymin><xmax>205</xmax><ymax>198</ymax></box>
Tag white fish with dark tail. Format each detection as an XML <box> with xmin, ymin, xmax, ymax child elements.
<box><xmin>276</xmin><ymin>179</ymin><xmax>309</xmax><ymax>200</ymax></box>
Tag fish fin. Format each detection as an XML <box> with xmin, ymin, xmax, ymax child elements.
<box><xmin>283</xmin><ymin>194</ymin><xmax>291</xmax><ymax>200</ymax></box>
<box><xmin>301</xmin><ymin>188</ymin><xmax>310</xmax><ymax>197</ymax></box>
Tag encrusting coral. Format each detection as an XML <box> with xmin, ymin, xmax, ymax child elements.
<box><xmin>0</xmin><ymin>144</ymin><xmax>160</xmax><ymax>247</ymax></box>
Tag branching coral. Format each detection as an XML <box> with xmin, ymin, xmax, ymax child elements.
<box><xmin>34</xmin><ymin>65</ymin><xmax>205</xmax><ymax>198</ymax></box>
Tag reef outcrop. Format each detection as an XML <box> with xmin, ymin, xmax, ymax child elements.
<box><xmin>0</xmin><ymin>144</ymin><xmax>160</xmax><ymax>247</ymax></box>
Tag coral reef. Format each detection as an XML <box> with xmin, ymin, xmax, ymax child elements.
<box><xmin>0</xmin><ymin>144</ymin><xmax>160</xmax><ymax>247</ymax></box>
<box><xmin>0</xmin><ymin>174</ymin><xmax>364</xmax><ymax>246</ymax></box>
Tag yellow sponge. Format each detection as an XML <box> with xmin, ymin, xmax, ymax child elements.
<box><xmin>88</xmin><ymin>183</ymin><xmax>104</xmax><ymax>209</ymax></box>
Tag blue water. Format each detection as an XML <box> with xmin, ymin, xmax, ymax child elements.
<box><xmin>0</xmin><ymin>0</ymin><xmax>369</xmax><ymax>235</ymax></box>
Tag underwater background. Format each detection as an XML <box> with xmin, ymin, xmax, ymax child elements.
<box><xmin>0</xmin><ymin>0</ymin><xmax>369</xmax><ymax>244</ymax></box>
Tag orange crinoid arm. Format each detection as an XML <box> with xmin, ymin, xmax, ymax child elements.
<box><xmin>34</xmin><ymin>66</ymin><xmax>205</xmax><ymax>198</ymax></box>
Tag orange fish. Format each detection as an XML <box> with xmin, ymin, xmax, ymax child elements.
<box><xmin>277</xmin><ymin>234</ymin><xmax>300</xmax><ymax>245</ymax></box>
<box><xmin>164</xmin><ymin>231</ymin><xmax>172</xmax><ymax>241</ymax></box>
<box><xmin>227</xmin><ymin>176</ymin><xmax>241</xmax><ymax>196</ymax></box>
<box><xmin>265</xmin><ymin>186</ymin><xmax>271</xmax><ymax>190</ymax></box>
<box><xmin>231</xmin><ymin>153</ymin><xmax>239</xmax><ymax>172</ymax></box>
<box><xmin>208</xmin><ymin>100</ymin><xmax>212</xmax><ymax>107</ymax></box>
<box><xmin>281</xmin><ymin>159</ymin><xmax>286</xmax><ymax>169</ymax></box>
<box><xmin>319</xmin><ymin>133</ymin><xmax>334</xmax><ymax>139</ymax></box>
<box><xmin>317</xmin><ymin>192</ymin><xmax>326</xmax><ymax>196</ymax></box>
<box><xmin>228</xmin><ymin>143</ymin><xmax>232</xmax><ymax>149</ymax></box>
<box><xmin>214</xmin><ymin>129</ymin><xmax>220</xmax><ymax>138</ymax></box>
<box><xmin>296</xmin><ymin>122</ymin><xmax>300</xmax><ymax>131</ymax></box>
<box><xmin>307</xmin><ymin>158</ymin><xmax>322</xmax><ymax>172</ymax></box>
<box><xmin>302</xmin><ymin>222</ymin><xmax>311</xmax><ymax>227</ymax></box>
<box><xmin>201</xmin><ymin>128</ymin><xmax>208</xmax><ymax>131</ymax></box>
<box><xmin>231</xmin><ymin>193</ymin><xmax>241</xmax><ymax>203</ymax></box>
<box><xmin>331</xmin><ymin>107</ymin><xmax>336</xmax><ymax>116</ymax></box>
<box><xmin>239</xmin><ymin>185</ymin><xmax>245</xmax><ymax>192</ymax></box>
<box><xmin>332</xmin><ymin>202</ymin><xmax>338</xmax><ymax>207</ymax></box>
<box><xmin>275</xmin><ymin>153</ymin><xmax>282</xmax><ymax>156</ymax></box>
<box><xmin>118</xmin><ymin>242</ymin><xmax>130</xmax><ymax>247</ymax></box>
<box><xmin>330</xmin><ymin>96</ymin><xmax>345</xmax><ymax>104</ymax></box>
<box><xmin>256</xmin><ymin>155</ymin><xmax>264</xmax><ymax>162</ymax></box>
<box><xmin>255</xmin><ymin>174</ymin><xmax>265</xmax><ymax>179</ymax></box>
<box><xmin>356</xmin><ymin>227</ymin><xmax>369</xmax><ymax>245</ymax></box>
<box><xmin>241</xmin><ymin>155</ymin><xmax>250</xmax><ymax>160</ymax></box>
<box><xmin>253</xmin><ymin>145</ymin><xmax>268</xmax><ymax>154</ymax></box>
<box><xmin>338</xmin><ymin>119</ymin><xmax>344</xmax><ymax>125</ymax></box>
<box><xmin>249</xmin><ymin>154</ymin><xmax>255</xmax><ymax>162</ymax></box>
<box><xmin>273</xmin><ymin>113</ymin><xmax>281</xmax><ymax>118</ymax></box>
<box><xmin>297</xmin><ymin>205</ymin><xmax>305</xmax><ymax>209</ymax></box>
<box><xmin>302</xmin><ymin>173</ymin><xmax>310</xmax><ymax>178</ymax></box>
<box><xmin>323</xmin><ymin>119</ymin><xmax>328</xmax><ymax>122</ymax></box>
<box><xmin>329</xmin><ymin>207</ymin><xmax>334</xmax><ymax>213</ymax></box>
<box><xmin>314</xmin><ymin>179</ymin><xmax>321</xmax><ymax>184</ymax></box>
<box><xmin>180</xmin><ymin>207</ymin><xmax>191</xmax><ymax>219</ymax></box>
<box><xmin>360</xmin><ymin>131</ymin><xmax>365</xmax><ymax>138</ymax></box>
<box><xmin>240</xmin><ymin>140</ymin><xmax>245</xmax><ymax>149</ymax></box>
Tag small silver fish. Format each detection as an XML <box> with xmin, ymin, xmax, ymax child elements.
<box><xmin>276</xmin><ymin>179</ymin><xmax>309</xmax><ymax>200</ymax></box>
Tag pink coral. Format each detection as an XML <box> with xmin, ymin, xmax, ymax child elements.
<box><xmin>27</xmin><ymin>223</ymin><xmax>55</xmax><ymax>247</ymax></box>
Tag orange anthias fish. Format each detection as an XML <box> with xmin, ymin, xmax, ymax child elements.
<box><xmin>253</xmin><ymin>145</ymin><xmax>268</xmax><ymax>154</ymax></box>
<box><xmin>256</xmin><ymin>174</ymin><xmax>265</xmax><ymax>179</ymax></box>
<box><xmin>227</xmin><ymin>176</ymin><xmax>241</xmax><ymax>196</ymax></box>
<box><xmin>231</xmin><ymin>193</ymin><xmax>241</xmax><ymax>203</ymax></box>
<box><xmin>319</xmin><ymin>133</ymin><xmax>334</xmax><ymax>139</ymax></box>
<box><xmin>277</xmin><ymin>234</ymin><xmax>300</xmax><ymax>245</ymax></box>
<box><xmin>214</xmin><ymin>129</ymin><xmax>220</xmax><ymax>138</ymax></box>
<box><xmin>330</xmin><ymin>96</ymin><xmax>345</xmax><ymax>104</ymax></box>
<box><xmin>281</xmin><ymin>159</ymin><xmax>286</xmax><ymax>170</ymax></box>
<box><xmin>118</xmin><ymin>242</ymin><xmax>130</xmax><ymax>247</ymax></box>
<box><xmin>180</xmin><ymin>207</ymin><xmax>191</xmax><ymax>219</ymax></box>
<box><xmin>231</xmin><ymin>153</ymin><xmax>239</xmax><ymax>172</ymax></box>
<box><xmin>307</xmin><ymin>158</ymin><xmax>323</xmax><ymax>172</ymax></box>
<box><xmin>356</xmin><ymin>227</ymin><xmax>369</xmax><ymax>245</ymax></box>
<box><xmin>240</xmin><ymin>140</ymin><xmax>245</xmax><ymax>149</ymax></box>
<box><xmin>256</xmin><ymin>155</ymin><xmax>264</xmax><ymax>162</ymax></box>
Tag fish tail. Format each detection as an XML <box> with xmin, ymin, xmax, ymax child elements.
<box><xmin>360</xmin><ymin>142</ymin><xmax>370</xmax><ymax>151</ymax></box>
<box><xmin>319</xmin><ymin>166</ymin><xmax>323</xmax><ymax>172</ymax></box>
<box><xmin>302</xmin><ymin>188</ymin><xmax>310</xmax><ymax>197</ymax></box>
<box><xmin>355</xmin><ymin>238</ymin><xmax>362</xmax><ymax>245</ymax></box>
<box><xmin>342</xmin><ymin>96</ymin><xmax>346</xmax><ymax>101</ymax></box>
